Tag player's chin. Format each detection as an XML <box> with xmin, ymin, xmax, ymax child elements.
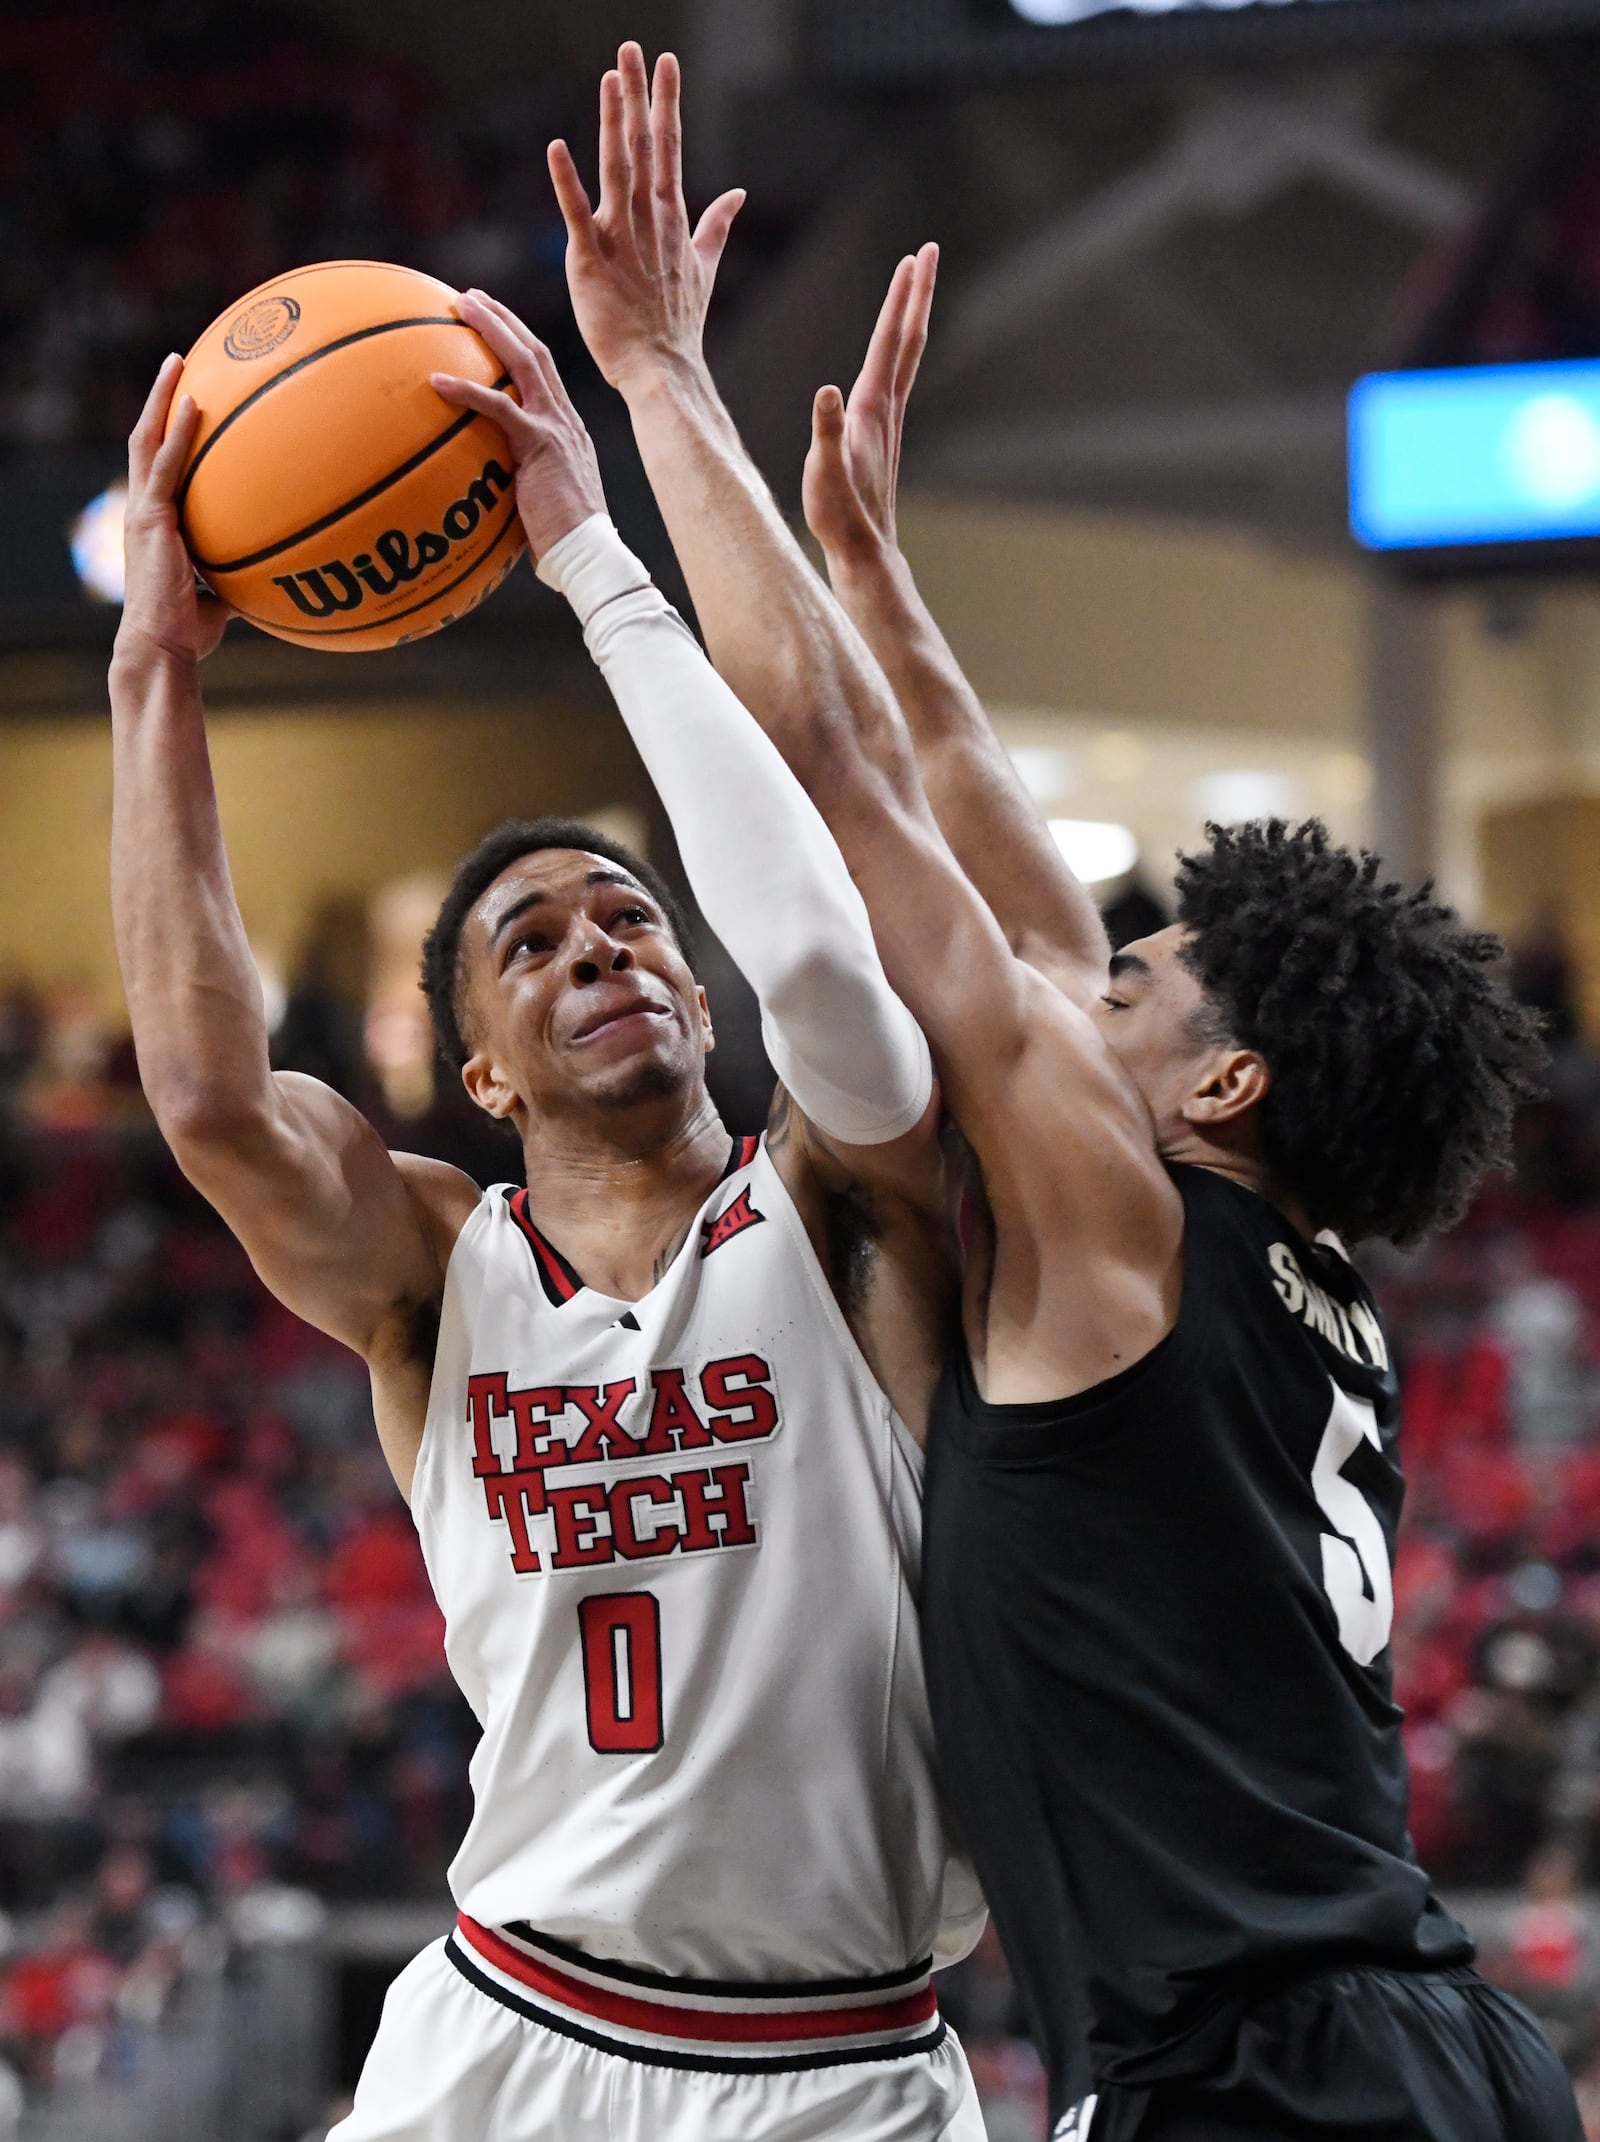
<box><xmin>588</xmin><ymin>1048</ymin><xmax>695</xmax><ymax>1114</ymax></box>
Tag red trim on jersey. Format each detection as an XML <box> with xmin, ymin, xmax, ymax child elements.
<box><xmin>454</xmin><ymin>1916</ymin><xmax>937</xmax><ymax>2044</ymax></box>
<box><xmin>506</xmin><ymin>1189</ymin><xmax>583</xmax><ymax>1305</ymax></box>
<box><xmin>738</xmin><ymin>1134</ymin><xmax>759</xmax><ymax>1169</ymax></box>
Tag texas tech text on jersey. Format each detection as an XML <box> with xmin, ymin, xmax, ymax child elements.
<box><xmin>465</xmin><ymin>1353</ymin><xmax>781</xmax><ymax>1575</ymax></box>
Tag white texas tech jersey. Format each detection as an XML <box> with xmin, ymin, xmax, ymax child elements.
<box><xmin>411</xmin><ymin>1134</ymin><xmax>984</xmax><ymax>1988</ymax></box>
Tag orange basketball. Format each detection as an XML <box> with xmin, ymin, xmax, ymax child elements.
<box><xmin>171</xmin><ymin>261</ymin><xmax>527</xmax><ymax>652</ymax></box>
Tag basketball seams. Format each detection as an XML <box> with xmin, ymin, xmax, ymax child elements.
<box><xmin>181</xmin><ymin>259</ymin><xmax>460</xmax><ymax>374</ymax></box>
<box><xmin>175</xmin><ymin>315</ymin><xmax>471</xmax><ymax>518</ymax></box>
<box><xmin>191</xmin><ymin>374</ymin><xmax>514</xmax><ymax>573</ymax></box>
<box><xmin>220</xmin><ymin>502</ymin><xmax>524</xmax><ymax>646</ymax></box>
<box><xmin>177</xmin><ymin>261</ymin><xmax>523</xmax><ymax>651</ymax></box>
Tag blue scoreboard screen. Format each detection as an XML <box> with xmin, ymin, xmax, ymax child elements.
<box><xmin>1349</xmin><ymin>362</ymin><xmax>1600</xmax><ymax>556</ymax></box>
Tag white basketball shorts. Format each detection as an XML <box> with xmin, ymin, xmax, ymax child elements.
<box><xmin>329</xmin><ymin>1916</ymin><xmax>986</xmax><ymax>2142</ymax></box>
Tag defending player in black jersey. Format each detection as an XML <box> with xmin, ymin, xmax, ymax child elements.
<box><xmin>542</xmin><ymin>45</ymin><xmax>1582</xmax><ymax>2142</ymax></box>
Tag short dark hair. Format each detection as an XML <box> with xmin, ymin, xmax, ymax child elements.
<box><xmin>1174</xmin><ymin>819</ymin><xmax>1546</xmax><ymax>1246</ymax></box>
<box><xmin>420</xmin><ymin>817</ymin><xmax>691</xmax><ymax>1071</ymax></box>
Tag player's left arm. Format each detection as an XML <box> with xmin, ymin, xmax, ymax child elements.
<box><xmin>803</xmin><ymin>246</ymin><xmax>1110</xmax><ymax>1001</ymax></box>
<box><xmin>430</xmin><ymin>323</ymin><xmax>944</xmax><ymax>1233</ymax></box>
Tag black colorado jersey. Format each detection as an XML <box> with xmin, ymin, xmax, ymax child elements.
<box><xmin>924</xmin><ymin>1164</ymin><xmax>1472</xmax><ymax>2113</ymax></box>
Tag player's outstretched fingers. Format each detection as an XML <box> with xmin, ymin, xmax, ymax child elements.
<box><xmin>617</xmin><ymin>43</ymin><xmax>657</xmax><ymax>257</ymax></box>
<box><xmin>858</xmin><ymin>257</ymin><xmax>918</xmax><ymax>414</ymax></box>
<box><xmin>813</xmin><ymin>383</ymin><xmax>848</xmax><ymax>451</ymax></box>
<box><xmin>650</xmin><ymin>52</ymin><xmax>687</xmax><ymax>240</ymax></box>
<box><xmin>461</xmin><ymin>290</ymin><xmax>551</xmax><ymax>378</ymax></box>
<box><xmin>548</xmin><ymin>140</ymin><xmax>598</xmax><ymax>254</ymax></box>
<box><xmin>128</xmin><ymin>355</ymin><xmax>184</xmax><ymax>491</ymax></box>
<box><xmin>806</xmin><ymin>384</ymin><xmax>871</xmax><ymax>557</ymax></box>
<box><xmin>429</xmin><ymin>371</ymin><xmax>532</xmax><ymax>446</ymax></box>
<box><xmin>450</xmin><ymin>300</ymin><xmax>542</xmax><ymax>409</ymax></box>
<box><xmin>145</xmin><ymin>392</ymin><xmax>202</xmax><ymax>506</ymax></box>
<box><xmin>896</xmin><ymin>243</ymin><xmax>939</xmax><ymax>402</ymax></box>
<box><xmin>597</xmin><ymin>69</ymin><xmax>632</xmax><ymax>233</ymax></box>
<box><xmin>690</xmin><ymin>189</ymin><xmax>745</xmax><ymax>277</ymax></box>
<box><xmin>465</xmin><ymin>306</ymin><xmax>578</xmax><ymax>423</ymax></box>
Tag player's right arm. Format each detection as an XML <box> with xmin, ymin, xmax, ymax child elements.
<box><xmin>801</xmin><ymin>246</ymin><xmax>1109</xmax><ymax>1002</ymax></box>
<box><xmin>109</xmin><ymin>360</ymin><xmax>474</xmax><ymax>1492</ymax></box>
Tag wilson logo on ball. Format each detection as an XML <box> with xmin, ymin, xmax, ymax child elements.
<box><xmin>223</xmin><ymin>295</ymin><xmax>302</xmax><ymax>361</ymax></box>
<box><xmin>271</xmin><ymin>456</ymin><xmax>514</xmax><ymax>618</ymax></box>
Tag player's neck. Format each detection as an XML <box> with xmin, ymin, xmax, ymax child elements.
<box><xmin>516</xmin><ymin>1090</ymin><xmax>732</xmax><ymax>1300</ymax></box>
<box><xmin>1164</xmin><ymin>1130</ymin><xmax>1318</xmax><ymax>1241</ymax></box>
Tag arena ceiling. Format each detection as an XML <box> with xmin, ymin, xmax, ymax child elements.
<box><xmin>714</xmin><ymin>44</ymin><xmax>1585</xmax><ymax>549</ymax></box>
<box><xmin>293</xmin><ymin>5</ymin><xmax>1589</xmax><ymax>547</ymax></box>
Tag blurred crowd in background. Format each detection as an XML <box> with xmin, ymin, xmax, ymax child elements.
<box><xmin>0</xmin><ymin>1</ymin><xmax>788</xmax><ymax>457</ymax></box>
<box><xmin>3</xmin><ymin>2</ymin><xmax>570</xmax><ymax>451</ymax></box>
<box><xmin>4</xmin><ymin>906</ymin><xmax>1600</xmax><ymax>2137</ymax></box>
<box><xmin>10</xmin><ymin>3</ymin><xmax>1600</xmax><ymax>2137</ymax></box>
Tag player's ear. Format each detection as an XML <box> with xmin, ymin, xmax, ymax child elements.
<box><xmin>461</xmin><ymin>1049</ymin><xmax>522</xmax><ymax>1124</ymax></box>
<box><xmin>1181</xmin><ymin>1046</ymin><xmax>1269</xmax><ymax>1129</ymax></box>
<box><xmin>696</xmin><ymin>985</ymin><xmax>715</xmax><ymax>1057</ymax></box>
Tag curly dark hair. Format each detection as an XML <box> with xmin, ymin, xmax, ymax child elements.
<box><xmin>1174</xmin><ymin>819</ymin><xmax>1546</xmax><ymax>1246</ymax></box>
<box><xmin>420</xmin><ymin>817</ymin><xmax>690</xmax><ymax>1072</ymax></box>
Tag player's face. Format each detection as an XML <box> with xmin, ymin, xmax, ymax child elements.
<box><xmin>1089</xmin><ymin>924</ymin><xmax>1251</xmax><ymax>1146</ymax></box>
<box><xmin>456</xmin><ymin>849</ymin><xmax>712</xmax><ymax>1131</ymax></box>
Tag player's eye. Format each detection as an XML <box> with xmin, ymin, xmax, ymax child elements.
<box><xmin>612</xmin><ymin>905</ymin><xmax>652</xmax><ymax>929</ymax></box>
<box><xmin>1101</xmin><ymin>993</ymin><xmax>1129</xmax><ymax>1011</ymax></box>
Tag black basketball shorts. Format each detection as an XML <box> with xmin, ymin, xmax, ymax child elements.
<box><xmin>1087</xmin><ymin>1963</ymin><xmax>1582</xmax><ymax>2142</ymax></box>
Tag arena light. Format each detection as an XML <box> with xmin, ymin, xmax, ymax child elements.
<box><xmin>1192</xmin><ymin>769</ymin><xmax>1301</xmax><ymax>824</ymax></box>
<box><xmin>1008</xmin><ymin>0</ymin><xmax>1354</xmax><ymax>19</ymax></box>
<box><xmin>825</xmin><ymin>0</ymin><xmax>1600</xmax><ymax>84</ymax></box>
<box><xmin>1009</xmin><ymin>746</ymin><xmax>1077</xmax><ymax>803</ymax></box>
<box><xmin>1349</xmin><ymin>359</ymin><xmax>1600</xmax><ymax>551</ymax></box>
<box><xmin>69</xmin><ymin>482</ymin><xmax>127</xmax><ymax>604</ymax></box>
<box><xmin>1048</xmin><ymin>818</ymin><xmax>1139</xmax><ymax>884</ymax></box>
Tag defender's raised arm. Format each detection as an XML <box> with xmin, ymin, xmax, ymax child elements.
<box><xmin>803</xmin><ymin>246</ymin><xmax>1109</xmax><ymax>1000</ymax></box>
<box><xmin>541</xmin><ymin>48</ymin><xmax>1181</xmax><ymax>1408</ymax></box>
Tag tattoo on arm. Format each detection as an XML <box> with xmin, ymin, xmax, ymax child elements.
<box><xmin>766</xmin><ymin>1086</ymin><xmax>796</xmax><ymax>1157</ymax></box>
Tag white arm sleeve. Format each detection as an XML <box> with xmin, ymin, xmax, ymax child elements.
<box><xmin>537</xmin><ymin>514</ymin><xmax>932</xmax><ymax>1146</ymax></box>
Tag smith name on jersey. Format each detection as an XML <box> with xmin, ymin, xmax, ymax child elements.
<box><xmin>410</xmin><ymin>1135</ymin><xmax>984</xmax><ymax>1990</ymax></box>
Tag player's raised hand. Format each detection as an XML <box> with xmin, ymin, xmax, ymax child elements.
<box><xmin>803</xmin><ymin>244</ymin><xmax>938</xmax><ymax>570</ymax></box>
<box><xmin>547</xmin><ymin>45</ymin><xmax>745</xmax><ymax>394</ymax></box>
<box><xmin>431</xmin><ymin>295</ymin><xmax>607</xmax><ymax>561</ymax></box>
<box><xmin>116</xmin><ymin>357</ymin><xmax>232</xmax><ymax>667</ymax></box>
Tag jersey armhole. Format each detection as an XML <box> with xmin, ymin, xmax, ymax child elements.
<box><xmin>748</xmin><ymin>1137</ymin><xmax>915</xmax><ymax>1452</ymax></box>
<box><xmin>408</xmin><ymin>1189</ymin><xmax>498</xmax><ymax>1540</ymax></box>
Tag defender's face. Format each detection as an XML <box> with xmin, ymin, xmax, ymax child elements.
<box><xmin>1088</xmin><ymin>924</ymin><xmax>1218</xmax><ymax>1139</ymax></box>
<box><xmin>456</xmin><ymin>849</ymin><xmax>711</xmax><ymax>1128</ymax></box>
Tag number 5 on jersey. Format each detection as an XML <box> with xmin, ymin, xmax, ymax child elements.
<box><xmin>1311</xmin><ymin>1386</ymin><xmax>1394</xmax><ymax>1667</ymax></box>
<box><xmin>580</xmin><ymin>1593</ymin><xmax>664</xmax><ymax>1752</ymax></box>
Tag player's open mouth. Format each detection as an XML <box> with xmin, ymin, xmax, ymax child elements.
<box><xmin>571</xmin><ymin>1002</ymin><xmax>669</xmax><ymax>1044</ymax></box>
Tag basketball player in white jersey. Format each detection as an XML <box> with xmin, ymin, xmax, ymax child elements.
<box><xmin>108</xmin><ymin>342</ymin><xmax>987</xmax><ymax>2131</ymax></box>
